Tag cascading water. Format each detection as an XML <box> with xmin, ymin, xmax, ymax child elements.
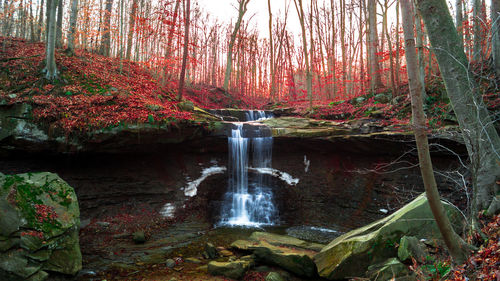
<box><xmin>220</xmin><ymin>111</ymin><xmax>278</xmax><ymax>227</ymax></box>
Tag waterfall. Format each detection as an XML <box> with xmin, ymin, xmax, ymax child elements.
<box><xmin>220</xmin><ymin>111</ymin><xmax>277</xmax><ymax>227</ymax></box>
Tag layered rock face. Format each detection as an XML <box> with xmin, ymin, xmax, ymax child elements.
<box><xmin>0</xmin><ymin>172</ymin><xmax>82</xmax><ymax>281</ymax></box>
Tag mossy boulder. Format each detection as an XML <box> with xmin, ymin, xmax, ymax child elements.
<box><xmin>313</xmin><ymin>193</ymin><xmax>463</xmax><ymax>280</ymax></box>
<box><xmin>208</xmin><ymin>260</ymin><xmax>252</xmax><ymax>280</ymax></box>
<box><xmin>231</xmin><ymin>232</ymin><xmax>324</xmax><ymax>278</ymax></box>
<box><xmin>0</xmin><ymin>172</ymin><xmax>82</xmax><ymax>280</ymax></box>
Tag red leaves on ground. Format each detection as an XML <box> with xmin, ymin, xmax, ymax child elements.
<box><xmin>0</xmin><ymin>37</ymin><xmax>192</xmax><ymax>133</ymax></box>
<box><xmin>449</xmin><ymin>214</ymin><xmax>500</xmax><ymax>281</ymax></box>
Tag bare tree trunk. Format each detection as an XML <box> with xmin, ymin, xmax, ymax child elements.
<box><xmin>29</xmin><ymin>0</ymin><xmax>35</xmax><ymax>41</ymax></box>
<box><xmin>456</xmin><ymin>0</ymin><xmax>463</xmax><ymax>46</ymax></box>
<box><xmin>36</xmin><ymin>0</ymin><xmax>44</xmax><ymax>41</ymax></box>
<box><xmin>382</xmin><ymin>0</ymin><xmax>396</xmax><ymax>98</ymax></box>
<box><xmin>401</xmin><ymin>0</ymin><xmax>470</xmax><ymax>264</ymax></box>
<box><xmin>368</xmin><ymin>0</ymin><xmax>383</xmax><ymax>90</ymax></box>
<box><xmin>177</xmin><ymin>0</ymin><xmax>190</xmax><ymax>100</ymax></box>
<box><xmin>293</xmin><ymin>0</ymin><xmax>312</xmax><ymax>110</ymax></box>
<box><xmin>100</xmin><ymin>0</ymin><xmax>114</xmax><ymax>56</ymax></box>
<box><xmin>223</xmin><ymin>0</ymin><xmax>250</xmax><ymax>90</ymax></box>
<box><xmin>473</xmin><ymin>0</ymin><xmax>481</xmax><ymax>61</ymax></box>
<box><xmin>415</xmin><ymin>3</ymin><xmax>427</xmax><ymax>99</ymax></box>
<box><xmin>415</xmin><ymin>0</ymin><xmax>500</xmax><ymax>215</ymax></box>
<box><xmin>66</xmin><ymin>0</ymin><xmax>78</xmax><ymax>53</ymax></box>
<box><xmin>45</xmin><ymin>0</ymin><xmax>59</xmax><ymax>80</ymax></box>
<box><xmin>126</xmin><ymin>0</ymin><xmax>138</xmax><ymax>60</ymax></box>
<box><xmin>268</xmin><ymin>0</ymin><xmax>276</xmax><ymax>100</ymax></box>
<box><xmin>492</xmin><ymin>0</ymin><xmax>500</xmax><ymax>75</ymax></box>
<box><xmin>55</xmin><ymin>0</ymin><xmax>63</xmax><ymax>48</ymax></box>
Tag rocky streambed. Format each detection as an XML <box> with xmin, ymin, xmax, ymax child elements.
<box><xmin>0</xmin><ymin>107</ymin><xmax>469</xmax><ymax>280</ymax></box>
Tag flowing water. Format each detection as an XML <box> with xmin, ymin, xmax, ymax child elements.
<box><xmin>219</xmin><ymin>111</ymin><xmax>278</xmax><ymax>227</ymax></box>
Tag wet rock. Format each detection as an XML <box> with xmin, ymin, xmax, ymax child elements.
<box><xmin>185</xmin><ymin>257</ymin><xmax>202</xmax><ymax>264</ymax></box>
<box><xmin>366</xmin><ymin>258</ymin><xmax>410</xmax><ymax>280</ymax></box>
<box><xmin>231</xmin><ymin>232</ymin><xmax>323</xmax><ymax>278</ymax></box>
<box><xmin>166</xmin><ymin>259</ymin><xmax>176</xmax><ymax>268</ymax></box>
<box><xmin>314</xmin><ymin>193</ymin><xmax>464</xmax><ymax>280</ymax></box>
<box><xmin>398</xmin><ymin>236</ymin><xmax>427</xmax><ymax>262</ymax></box>
<box><xmin>132</xmin><ymin>231</ymin><xmax>146</xmax><ymax>244</ymax></box>
<box><xmin>265</xmin><ymin>272</ymin><xmax>286</xmax><ymax>281</ymax></box>
<box><xmin>286</xmin><ymin>226</ymin><xmax>342</xmax><ymax>244</ymax></box>
<box><xmin>204</xmin><ymin>242</ymin><xmax>218</xmax><ymax>259</ymax></box>
<box><xmin>208</xmin><ymin>260</ymin><xmax>252</xmax><ymax>280</ymax></box>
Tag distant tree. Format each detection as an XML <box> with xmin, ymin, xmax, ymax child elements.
<box><xmin>45</xmin><ymin>0</ymin><xmax>59</xmax><ymax>80</ymax></box>
<box><xmin>368</xmin><ymin>0</ymin><xmax>383</xmax><ymax>90</ymax></box>
<box><xmin>492</xmin><ymin>0</ymin><xmax>500</xmax><ymax>75</ymax></box>
<box><xmin>223</xmin><ymin>0</ymin><xmax>250</xmax><ymax>90</ymax></box>
<box><xmin>293</xmin><ymin>0</ymin><xmax>312</xmax><ymax>110</ymax></box>
<box><xmin>37</xmin><ymin>0</ymin><xmax>44</xmax><ymax>41</ymax></box>
<box><xmin>126</xmin><ymin>0</ymin><xmax>138</xmax><ymax>60</ymax></box>
<box><xmin>100</xmin><ymin>0</ymin><xmax>114</xmax><ymax>56</ymax></box>
<box><xmin>415</xmin><ymin>0</ymin><xmax>500</xmax><ymax>216</ymax></box>
<box><xmin>66</xmin><ymin>0</ymin><xmax>78</xmax><ymax>54</ymax></box>
<box><xmin>401</xmin><ymin>0</ymin><xmax>470</xmax><ymax>264</ymax></box>
<box><xmin>177</xmin><ymin>0</ymin><xmax>191</xmax><ymax>100</ymax></box>
<box><xmin>55</xmin><ymin>0</ymin><xmax>63</xmax><ymax>48</ymax></box>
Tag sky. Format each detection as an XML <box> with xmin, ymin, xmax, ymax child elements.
<box><xmin>198</xmin><ymin>0</ymin><xmax>302</xmax><ymax>39</ymax></box>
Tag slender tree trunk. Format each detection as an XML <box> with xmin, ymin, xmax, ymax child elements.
<box><xmin>401</xmin><ymin>0</ymin><xmax>470</xmax><ymax>264</ymax></box>
<box><xmin>100</xmin><ymin>0</ymin><xmax>113</xmax><ymax>56</ymax></box>
<box><xmin>177</xmin><ymin>0</ymin><xmax>190</xmax><ymax>100</ymax></box>
<box><xmin>223</xmin><ymin>0</ymin><xmax>250</xmax><ymax>90</ymax></box>
<box><xmin>416</xmin><ymin>0</ymin><xmax>500</xmax><ymax>215</ymax></box>
<box><xmin>492</xmin><ymin>0</ymin><xmax>500</xmax><ymax>75</ymax></box>
<box><xmin>473</xmin><ymin>0</ymin><xmax>481</xmax><ymax>61</ymax></box>
<box><xmin>66</xmin><ymin>0</ymin><xmax>78</xmax><ymax>53</ymax></box>
<box><xmin>368</xmin><ymin>0</ymin><xmax>383</xmax><ymax>90</ymax></box>
<box><xmin>383</xmin><ymin>0</ymin><xmax>396</xmax><ymax>97</ymax></box>
<box><xmin>55</xmin><ymin>0</ymin><xmax>63</xmax><ymax>48</ymax></box>
<box><xmin>456</xmin><ymin>0</ymin><xmax>463</xmax><ymax>46</ymax></box>
<box><xmin>29</xmin><ymin>0</ymin><xmax>35</xmax><ymax>41</ymax></box>
<box><xmin>415</xmin><ymin>4</ymin><xmax>427</xmax><ymax>99</ymax></box>
<box><xmin>126</xmin><ymin>0</ymin><xmax>138</xmax><ymax>60</ymax></box>
<box><xmin>268</xmin><ymin>0</ymin><xmax>276</xmax><ymax>100</ymax></box>
<box><xmin>395</xmin><ymin>0</ymin><xmax>401</xmax><ymax>96</ymax></box>
<box><xmin>293</xmin><ymin>0</ymin><xmax>312</xmax><ymax>109</ymax></box>
<box><xmin>45</xmin><ymin>0</ymin><xmax>58</xmax><ymax>80</ymax></box>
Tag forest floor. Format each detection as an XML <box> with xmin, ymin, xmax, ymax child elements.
<box><xmin>1</xmin><ymin>37</ymin><xmax>499</xmax><ymax>280</ymax></box>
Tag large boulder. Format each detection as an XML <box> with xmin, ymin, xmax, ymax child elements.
<box><xmin>314</xmin><ymin>193</ymin><xmax>464</xmax><ymax>280</ymax></box>
<box><xmin>231</xmin><ymin>232</ymin><xmax>324</xmax><ymax>278</ymax></box>
<box><xmin>0</xmin><ymin>172</ymin><xmax>82</xmax><ymax>280</ymax></box>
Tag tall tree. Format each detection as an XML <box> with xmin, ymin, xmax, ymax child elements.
<box><xmin>268</xmin><ymin>0</ymin><xmax>276</xmax><ymax>99</ymax></box>
<box><xmin>415</xmin><ymin>0</ymin><xmax>500</xmax><ymax>216</ymax></box>
<box><xmin>455</xmin><ymin>0</ymin><xmax>463</xmax><ymax>46</ymax></box>
<box><xmin>223</xmin><ymin>0</ymin><xmax>250</xmax><ymax>90</ymax></box>
<box><xmin>100</xmin><ymin>0</ymin><xmax>114</xmax><ymax>56</ymax></box>
<box><xmin>66</xmin><ymin>0</ymin><xmax>78</xmax><ymax>54</ymax></box>
<box><xmin>401</xmin><ymin>0</ymin><xmax>469</xmax><ymax>264</ymax></box>
<box><xmin>368</xmin><ymin>0</ymin><xmax>383</xmax><ymax>90</ymax></box>
<box><xmin>55</xmin><ymin>0</ymin><xmax>63</xmax><ymax>48</ymax></box>
<box><xmin>492</xmin><ymin>0</ymin><xmax>500</xmax><ymax>75</ymax></box>
<box><xmin>177</xmin><ymin>0</ymin><xmax>191</xmax><ymax>100</ymax></box>
<box><xmin>45</xmin><ymin>0</ymin><xmax>59</xmax><ymax>79</ymax></box>
<box><xmin>126</xmin><ymin>0</ymin><xmax>138</xmax><ymax>60</ymax></box>
<box><xmin>36</xmin><ymin>0</ymin><xmax>44</xmax><ymax>41</ymax></box>
<box><xmin>293</xmin><ymin>0</ymin><xmax>313</xmax><ymax>109</ymax></box>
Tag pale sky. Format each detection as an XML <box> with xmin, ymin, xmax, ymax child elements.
<box><xmin>198</xmin><ymin>0</ymin><xmax>302</xmax><ymax>39</ymax></box>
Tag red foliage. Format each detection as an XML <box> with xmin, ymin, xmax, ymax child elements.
<box><xmin>449</xmin><ymin>214</ymin><xmax>500</xmax><ymax>281</ymax></box>
<box><xmin>0</xmin><ymin>37</ymin><xmax>192</xmax><ymax>132</ymax></box>
<box><xmin>34</xmin><ymin>204</ymin><xmax>58</xmax><ymax>223</ymax></box>
<box><xmin>21</xmin><ymin>230</ymin><xmax>44</xmax><ymax>239</ymax></box>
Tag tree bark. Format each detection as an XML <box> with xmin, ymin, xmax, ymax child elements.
<box><xmin>293</xmin><ymin>0</ymin><xmax>312</xmax><ymax>110</ymax></box>
<box><xmin>126</xmin><ymin>0</ymin><xmax>138</xmax><ymax>60</ymax></box>
<box><xmin>455</xmin><ymin>0</ymin><xmax>463</xmax><ymax>46</ymax></box>
<box><xmin>45</xmin><ymin>0</ymin><xmax>58</xmax><ymax>80</ymax></box>
<box><xmin>36</xmin><ymin>0</ymin><xmax>44</xmax><ymax>41</ymax></box>
<box><xmin>223</xmin><ymin>0</ymin><xmax>250</xmax><ymax>91</ymax></box>
<box><xmin>66</xmin><ymin>0</ymin><xmax>78</xmax><ymax>53</ymax></box>
<box><xmin>100</xmin><ymin>0</ymin><xmax>114</xmax><ymax>56</ymax></box>
<box><xmin>401</xmin><ymin>0</ymin><xmax>469</xmax><ymax>264</ymax></box>
<box><xmin>177</xmin><ymin>0</ymin><xmax>190</xmax><ymax>100</ymax></box>
<box><xmin>55</xmin><ymin>0</ymin><xmax>63</xmax><ymax>48</ymax></box>
<box><xmin>492</xmin><ymin>0</ymin><xmax>500</xmax><ymax>75</ymax></box>
<box><xmin>368</xmin><ymin>0</ymin><xmax>383</xmax><ymax>90</ymax></box>
<box><xmin>415</xmin><ymin>0</ymin><xmax>500</xmax><ymax>215</ymax></box>
<box><xmin>473</xmin><ymin>0</ymin><xmax>481</xmax><ymax>61</ymax></box>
